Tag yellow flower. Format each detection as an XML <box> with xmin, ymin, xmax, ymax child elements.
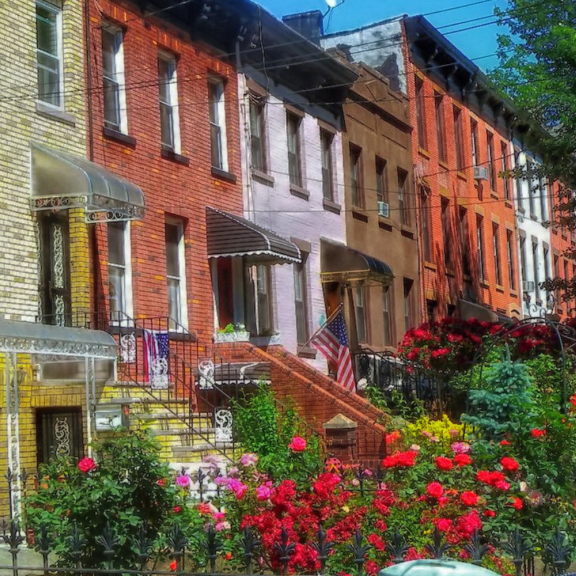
<box><xmin>342</xmin><ymin>506</ymin><xmax>350</xmax><ymax>513</ymax></box>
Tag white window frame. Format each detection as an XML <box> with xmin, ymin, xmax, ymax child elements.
<box><xmin>208</xmin><ymin>77</ymin><xmax>228</xmax><ymax>171</ymax></box>
<box><xmin>36</xmin><ymin>0</ymin><xmax>63</xmax><ymax>110</ymax></box>
<box><xmin>107</xmin><ymin>221</ymin><xmax>134</xmax><ymax>324</ymax></box>
<box><xmin>102</xmin><ymin>24</ymin><xmax>128</xmax><ymax>134</ymax></box>
<box><xmin>158</xmin><ymin>51</ymin><xmax>181</xmax><ymax>153</ymax></box>
<box><xmin>165</xmin><ymin>218</ymin><xmax>188</xmax><ymax>330</ymax></box>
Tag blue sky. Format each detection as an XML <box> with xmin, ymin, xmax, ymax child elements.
<box><xmin>257</xmin><ymin>0</ymin><xmax>509</xmax><ymax>72</ymax></box>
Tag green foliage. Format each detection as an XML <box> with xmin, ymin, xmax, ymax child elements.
<box><xmin>462</xmin><ymin>354</ymin><xmax>536</xmax><ymax>439</ymax></box>
<box><xmin>231</xmin><ymin>386</ymin><xmax>324</xmax><ymax>482</ymax></box>
<box><xmin>25</xmin><ymin>430</ymin><xmax>186</xmax><ymax>569</ymax></box>
<box><xmin>365</xmin><ymin>386</ymin><xmax>426</xmax><ymax>422</ymax></box>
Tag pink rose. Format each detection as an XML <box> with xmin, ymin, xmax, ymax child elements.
<box><xmin>175</xmin><ymin>475</ymin><xmax>191</xmax><ymax>488</ymax></box>
<box><xmin>239</xmin><ymin>453</ymin><xmax>258</xmax><ymax>467</ymax></box>
<box><xmin>256</xmin><ymin>484</ymin><xmax>273</xmax><ymax>500</ymax></box>
<box><xmin>451</xmin><ymin>442</ymin><xmax>471</xmax><ymax>454</ymax></box>
<box><xmin>78</xmin><ymin>458</ymin><xmax>97</xmax><ymax>473</ymax></box>
<box><xmin>288</xmin><ymin>436</ymin><xmax>307</xmax><ymax>452</ymax></box>
<box><xmin>215</xmin><ymin>521</ymin><xmax>230</xmax><ymax>531</ymax></box>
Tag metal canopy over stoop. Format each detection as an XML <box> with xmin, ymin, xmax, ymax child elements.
<box><xmin>30</xmin><ymin>144</ymin><xmax>145</xmax><ymax>223</ymax></box>
<box><xmin>320</xmin><ymin>239</ymin><xmax>394</xmax><ymax>284</ymax></box>
<box><xmin>206</xmin><ymin>207</ymin><xmax>301</xmax><ymax>264</ymax></box>
<box><xmin>0</xmin><ymin>320</ymin><xmax>117</xmax><ymax>520</ymax></box>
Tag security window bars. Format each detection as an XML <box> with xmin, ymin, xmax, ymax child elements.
<box><xmin>415</xmin><ymin>76</ymin><xmax>426</xmax><ymax>150</ymax></box>
<box><xmin>158</xmin><ymin>54</ymin><xmax>180</xmax><ymax>152</ymax></box>
<box><xmin>208</xmin><ymin>79</ymin><xmax>227</xmax><ymax>170</ymax></box>
<box><xmin>493</xmin><ymin>224</ymin><xmax>502</xmax><ymax>286</ymax></box>
<box><xmin>350</xmin><ymin>145</ymin><xmax>364</xmax><ymax>208</ymax></box>
<box><xmin>108</xmin><ymin>222</ymin><xmax>132</xmax><ymax>321</ymax></box>
<box><xmin>435</xmin><ymin>93</ymin><xmax>446</xmax><ymax>163</ymax></box>
<box><xmin>250</xmin><ymin>99</ymin><xmax>266</xmax><ymax>172</ymax></box>
<box><xmin>36</xmin><ymin>1</ymin><xmax>62</xmax><ymax>108</ymax></box>
<box><xmin>102</xmin><ymin>26</ymin><xmax>126</xmax><ymax>132</ymax></box>
<box><xmin>293</xmin><ymin>256</ymin><xmax>309</xmax><ymax>346</ymax></box>
<box><xmin>321</xmin><ymin>130</ymin><xmax>334</xmax><ymax>201</ymax></box>
<box><xmin>165</xmin><ymin>221</ymin><xmax>187</xmax><ymax>330</ymax></box>
<box><xmin>286</xmin><ymin>113</ymin><xmax>302</xmax><ymax>187</ymax></box>
<box><xmin>398</xmin><ymin>169</ymin><xmax>410</xmax><ymax>226</ymax></box>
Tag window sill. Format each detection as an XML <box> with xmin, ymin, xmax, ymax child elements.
<box><xmin>480</xmin><ymin>280</ymin><xmax>490</xmax><ymax>289</ymax></box>
<box><xmin>211</xmin><ymin>166</ymin><xmax>237</xmax><ymax>183</ymax></box>
<box><xmin>401</xmin><ymin>224</ymin><xmax>415</xmax><ymax>237</ymax></box>
<box><xmin>252</xmin><ymin>168</ymin><xmax>275</xmax><ymax>186</ymax></box>
<box><xmin>446</xmin><ymin>268</ymin><xmax>455</xmax><ymax>278</ymax></box>
<box><xmin>323</xmin><ymin>198</ymin><xmax>341</xmax><ymax>215</ymax></box>
<box><xmin>103</xmin><ymin>126</ymin><xmax>137</xmax><ymax>147</ymax></box>
<box><xmin>378</xmin><ymin>216</ymin><xmax>393</xmax><ymax>231</ymax></box>
<box><xmin>352</xmin><ymin>207</ymin><xmax>369</xmax><ymax>222</ymax></box>
<box><xmin>36</xmin><ymin>101</ymin><xmax>76</xmax><ymax>126</ymax></box>
<box><xmin>289</xmin><ymin>184</ymin><xmax>310</xmax><ymax>201</ymax></box>
<box><xmin>457</xmin><ymin>171</ymin><xmax>467</xmax><ymax>182</ymax></box>
<box><xmin>505</xmin><ymin>200</ymin><xmax>514</xmax><ymax>209</ymax></box>
<box><xmin>438</xmin><ymin>160</ymin><xmax>450</xmax><ymax>171</ymax></box>
<box><xmin>161</xmin><ymin>146</ymin><xmax>190</xmax><ymax>166</ymax></box>
<box><xmin>496</xmin><ymin>284</ymin><xmax>505</xmax><ymax>293</ymax></box>
<box><xmin>298</xmin><ymin>346</ymin><xmax>317</xmax><ymax>359</ymax></box>
<box><xmin>510</xmin><ymin>290</ymin><xmax>518</xmax><ymax>298</ymax></box>
<box><xmin>424</xmin><ymin>261</ymin><xmax>437</xmax><ymax>272</ymax></box>
<box><xmin>418</xmin><ymin>147</ymin><xmax>431</xmax><ymax>159</ymax></box>
<box><xmin>490</xmin><ymin>192</ymin><xmax>499</xmax><ymax>200</ymax></box>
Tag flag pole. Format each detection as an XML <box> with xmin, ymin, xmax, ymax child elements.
<box><xmin>296</xmin><ymin>302</ymin><xmax>343</xmax><ymax>357</ymax></box>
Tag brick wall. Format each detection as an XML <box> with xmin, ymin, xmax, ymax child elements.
<box><xmin>88</xmin><ymin>0</ymin><xmax>244</xmax><ymax>342</ymax></box>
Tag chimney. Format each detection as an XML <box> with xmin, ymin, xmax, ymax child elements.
<box><xmin>282</xmin><ymin>11</ymin><xmax>324</xmax><ymax>46</ymax></box>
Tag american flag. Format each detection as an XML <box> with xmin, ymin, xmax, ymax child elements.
<box><xmin>143</xmin><ymin>330</ymin><xmax>170</xmax><ymax>388</ymax></box>
<box><xmin>312</xmin><ymin>311</ymin><xmax>355</xmax><ymax>391</ymax></box>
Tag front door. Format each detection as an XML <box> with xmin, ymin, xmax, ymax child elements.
<box><xmin>38</xmin><ymin>213</ymin><xmax>71</xmax><ymax>325</ymax></box>
<box><xmin>36</xmin><ymin>408</ymin><xmax>84</xmax><ymax>465</ymax></box>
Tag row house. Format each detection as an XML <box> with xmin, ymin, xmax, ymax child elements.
<box><xmin>323</xmin><ymin>15</ymin><xmax>573</xmax><ymax>323</ymax></box>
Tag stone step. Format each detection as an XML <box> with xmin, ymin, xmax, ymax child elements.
<box><xmin>149</xmin><ymin>427</ymin><xmax>215</xmax><ymax>437</ymax></box>
<box><xmin>172</xmin><ymin>441</ymin><xmax>235</xmax><ymax>454</ymax></box>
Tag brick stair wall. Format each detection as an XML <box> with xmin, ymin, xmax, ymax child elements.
<box><xmin>213</xmin><ymin>342</ymin><xmax>389</xmax><ymax>466</ymax></box>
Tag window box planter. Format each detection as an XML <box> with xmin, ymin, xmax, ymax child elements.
<box><xmin>214</xmin><ymin>330</ymin><xmax>251</xmax><ymax>343</ymax></box>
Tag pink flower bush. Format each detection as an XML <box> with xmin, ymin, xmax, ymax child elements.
<box><xmin>240</xmin><ymin>453</ymin><xmax>259</xmax><ymax>467</ymax></box>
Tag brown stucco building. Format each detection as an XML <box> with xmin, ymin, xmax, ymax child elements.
<box><xmin>336</xmin><ymin>59</ymin><xmax>419</xmax><ymax>351</ymax></box>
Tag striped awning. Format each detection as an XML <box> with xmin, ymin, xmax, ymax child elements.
<box><xmin>320</xmin><ymin>239</ymin><xmax>393</xmax><ymax>284</ymax></box>
<box><xmin>206</xmin><ymin>208</ymin><xmax>301</xmax><ymax>264</ymax></box>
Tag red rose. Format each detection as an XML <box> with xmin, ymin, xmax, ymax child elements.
<box><xmin>500</xmin><ymin>440</ymin><xmax>511</xmax><ymax>446</ymax></box>
<box><xmin>435</xmin><ymin>456</ymin><xmax>453</xmax><ymax>471</ymax></box>
<box><xmin>426</xmin><ymin>482</ymin><xmax>444</xmax><ymax>499</ymax></box>
<box><xmin>173</xmin><ymin>506</ymin><xmax>181</xmax><ymax>513</ymax></box>
<box><xmin>495</xmin><ymin>480</ymin><xmax>511</xmax><ymax>491</ymax></box>
<box><xmin>170</xmin><ymin>561</ymin><xmax>178</xmax><ymax>572</ymax></box>
<box><xmin>511</xmin><ymin>497</ymin><xmax>523</xmax><ymax>510</ymax></box>
<box><xmin>461</xmin><ymin>491</ymin><xmax>479</xmax><ymax>506</ymax></box>
<box><xmin>382</xmin><ymin>455</ymin><xmax>397</xmax><ymax>468</ymax></box>
<box><xmin>396</xmin><ymin>451</ymin><xmax>417</xmax><ymax>467</ymax></box>
<box><xmin>531</xmin><ymin>429</ymin><xmax>546</xmax><ymax>438</ymax></box>
<box><xmin>78</xmin><ymin>457</ymin><xmax>97</xmax><ymax>473</ymax></box>
<box><xmin>367</xmin><ymin>534</ymin><xmax>385</xmax><ymax>551</ymax></box>
<box><xmin>433</xmin><ymin>518</ymin><xmax>452</xmax><ymax>532</ymax></box>
<box><xmin>500</xmin><ymin>457</ymin><xmax>520</xmax><ymax>472</ymax></box>
<box><xmin>483</xmin><ymin>509</ymin><xmax>496</xmax><ymax>518</ymax></box>
<box><xmin>288</xmin><ymin>436</ymin><xmax>307</xmax><ymax>451</ymax></box>
<box><xmin>454</xmin><ymin>454</ymin><xmax>472</xmax><ymax>467</ymax></box>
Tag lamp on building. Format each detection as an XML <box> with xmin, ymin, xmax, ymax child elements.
<box><xmin>323</xmin><ymin>0</ymin><xmax>345</xmax><ymax>17</ymax></box>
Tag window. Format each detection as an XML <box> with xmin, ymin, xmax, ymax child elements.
<box><xmin>415</xmin><ymin>76</ymin><xmax>426</xmax><ymax>150</ymax></box>
<box><xmin>158</xmin><ymin>53</ymin><xmax>180</xmax><ymax>152</ymax></box>
<box><xmin>108</xmin><ymin>222</ymin><xmax>133</xmax><ymax>321</ymax></box>
<box><xmin>426</xmin><ymin>300</ymin><xmax>437</xmax><ymax>324</ymax></box>
<box><xmin>539</xmin><ymin>173</ymin><xmax>548</xmax><ymax>222</ymax></box>
<box><xmin>293</xmin><ymin>256</ymin><xmax>309</xmax><ymax>346</ymax></box>
<box><xmin>532</xmin><ymin>240</ymin><xmax>540</xmax><ymax>301</ymax></box>
<box><xmin>165</xmin><ymin>220</ymin><xmax>188</xmax><ymax>330</ymax></box>
<box><xmin>208</xmin><ymin>79</ymin><xmax>228</xmax><ymax>170</ymax></box>
<box><xmin>554</xmin><ymin>254</ymin><xmax>560</xmax><ymax>306</ymax></box>
<box><xmin>487</xmin><ymin>132</ymin><xmax>496</xmax><ymax>191</ymax></box>
<box><xmin>355</xmin><ymin>286</ymin><xmax>367</xmax><ymax>343</ymax></box>
<box><xmin>403</xmin><ymin>279</ymin><xmax>414</xmax><ymax>332</ymax></box>
<box><xmin>514</xmin><ymin>148</ymin><xmax>523</xmax><ymax>207</ymax></box>
<box><xmin>435</xmin><ymin>93</ymin><xmax>446</xmax><ymax>163</ymax></box>
<box><xmin>398</xmin><ymin>168</ymin><xmax>410</xmax><ymax>226</ymax></box>
<box><xmin>102</xmin><ymin>25</ymin><xmax>126</xmax><ymax>133</ymax></box>
<box><xmin>245</xmin><ymin>264</ymin><xmax>273</xmax><ymax>336</ymax></box>
<box><xmin>320</xmin><ymin>129</ymin><xmax>334</xmax><ymax>201</ymax></box>
<box><xmin>459</xmin><ymin>207</ymin><xmax>471</xmax><ymax>276</ymax></box>
<box><xmin>376</xmin><ymin>158</ymin><xmax>387</xmax><ymax>203</ymax></box>
<box><xmin>520</xmin><ymin>233</ymin><xmax>527</xmax><ymax>283</ymax></box>
<box><xmin>507</xmin><ymin>230</ymin><xmax>516</xmax><ymax>291</ymax></box>
<box><xmin>471</xmin><ymin>120</ymin><xmax>478</xmax><ymax>166</ymax></box>
<box><xmin>421</xmin><ymin>187</ymin><xmax>433</xmax><ymax>262</ymax></box>
<box><xmin>350</xmin><ymin>145</ymin><xmax>364</xmax><ymax>207</ymax></box>
<box><xmin>544</xmin><ymin>244</ymin><xmax>551</xmax><ymax>304</ymax></box>
<box><xmin>441</xmin><ymin>199</ymin><xmax>452</xmax><ymax>268</ymax></box>
<box><xmin>250</xmin><ymin>99</ymin><xmax>266</xmax><ymax>172</ymax></box>
<box><xmin>36</xmin><ymin>0</ymin><xmax>62</xmax><ymax>108</ymax></box>
<box><xmin>501</xmin><ymin>142</ymin><xmax>511</xmax><ymax>200</ymax></box>
<box><xmin>564</xmin><ymin>260</ymin><xmax>570</xmax><ymax>309</ymax></box>
<box><xmin>527</xmin><ymin>160</ymin><xmax>536</xmax><ymax>216</ymax></box>
<box><xmin>454</xmin><ymin>106</ymin><xmax>465</xmax><ymax>171</ymax></box>
<box><xmin>493</xmin><ymin>224</ymin><xmax>502</xmax><ymax>286</ymax></box>
<box><xmin>286</xmin><ymin>113</ymin><xmax>302</xmax><ymax>187</ymax></box>
<box><xmin>476</xmin><ymin>215</ymin><xmax>485</xmax><ymax>281</ymax></box>
<box><xmin>383</xmin><ymin>285</ymin><xmax>393</xmax><ymax>346</ymax></box>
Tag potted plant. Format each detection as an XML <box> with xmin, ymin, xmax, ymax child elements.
<box><xmin>214</xmin><ymin>323</ymin><xmax>250</xmax><ymax>342</ymax></box>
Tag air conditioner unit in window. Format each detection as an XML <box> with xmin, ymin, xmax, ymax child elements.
<box><xmin>522</xmin><ymin>280</ymin><xmax>535</xmax><ymax>292</ymax></box>
<box><xmin>377</xmin><ymin>201</ymin><xmax>389</xmax><ymax>218</ymax></box>
<box><xmin>473</xmin><ymin>166</ymin><xmax>489</xmax><ymax>181</ymax></box>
